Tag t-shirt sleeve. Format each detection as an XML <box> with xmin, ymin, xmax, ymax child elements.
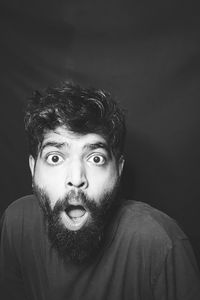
<box><xmin>153</xmin><ymin>238</ymin><xmax>200</xmax><ymax>300</ymax></box>
<box><xmin>0</xmin><ymin>211</ymin><xmax>27</xmax><ymax>300</ymax></box>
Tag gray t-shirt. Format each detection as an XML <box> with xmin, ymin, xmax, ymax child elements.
<box><xmin>1</xmin><ymin>195</ymin><xmax>200</xmax><ymax>300</ymax></box>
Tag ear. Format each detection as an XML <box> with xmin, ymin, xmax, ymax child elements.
<box><xmin>29</xmin><ymin>155</ymin><xmax>36</xmax><ymax>177</ymax></box>
<box><xmin>118</xmin><ymin>155</ymin><xmax>125</xmax><ymax>177</ymax></box>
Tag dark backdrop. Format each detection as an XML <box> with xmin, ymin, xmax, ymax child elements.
<box><xmin>1</xmin><ymin>0</ymin><xmax>200</xmax><ymax>265</ymax></box>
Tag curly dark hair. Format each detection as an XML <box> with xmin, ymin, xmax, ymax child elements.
<box><xmin>24</xmin><ymin>82</ymin><xmax>126</xmax><ymax>159</ymax></box>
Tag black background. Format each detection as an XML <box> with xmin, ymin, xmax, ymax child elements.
<box><xmin>0</xmin><ymin>0</ymin><xmax>200</xmax><ymax>265</ymax></box>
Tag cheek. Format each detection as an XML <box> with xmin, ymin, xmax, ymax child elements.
<box><xmin>34</xmin><ymin>167</ymin><xmax>66</xmax><ymax>203</ymax></box>
<box><xmin>87</xmin><ymin>167</ymin><xmax>118</xmax><ymax>195</ymax></box>
<box><xmin>35</xmin><ymin>165</ymin><xmax>64</xmax><ymax>185</ymax></box>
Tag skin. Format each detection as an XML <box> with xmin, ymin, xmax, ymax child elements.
<box><xmin>29</xmin><ymin>126</ymin><xmax>124</xmax><ymax>231</ymax></box>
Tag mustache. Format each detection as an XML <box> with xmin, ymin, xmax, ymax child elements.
<box><xmin>54</xmin><ymin>189</ymin><xmax>91</xmax><ymax>212</ymax></box>
<box><xmin>33</xmin><ymin>184</ymin><xmax>96</xmax><ymax>215</ymax></box>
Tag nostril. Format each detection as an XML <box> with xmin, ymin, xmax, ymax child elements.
<box><xmin>67</xmin><ymin>181</ymin><xmax>86</xmax><ymax>188</ymax></box>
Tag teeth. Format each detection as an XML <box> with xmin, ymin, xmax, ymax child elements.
<box><xmin>68</xmin><ymin>208</ymin><xmax>86</xmax><ymax>219</ymax></box>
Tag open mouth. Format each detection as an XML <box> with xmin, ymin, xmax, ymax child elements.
<box><xmin>60</xmin><ymin>205</ymin><xmax>89</xmax><ymax>231</ymax></box>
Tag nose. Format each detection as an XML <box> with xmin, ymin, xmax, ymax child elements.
<box><xmin>66</xmin><ymin>159</ymin><xmax>88</xmax><ymax>189</ymax></box>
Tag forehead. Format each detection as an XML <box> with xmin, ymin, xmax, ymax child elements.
<box><xmin>40</xmin><ymin>127</ymin><xmax>108</xmax><ymax>151</ymax></box>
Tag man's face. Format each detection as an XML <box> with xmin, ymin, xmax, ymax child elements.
<box><xmin>29</xmin><ymin>126</ymin><xmax>124</xmax><ymax>262</ymax></box>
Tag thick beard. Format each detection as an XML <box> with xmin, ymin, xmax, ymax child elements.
<box><xmin>33</xmin><ymin>183</ymin><xmax>121</xmax><ymax>264</ymax></box>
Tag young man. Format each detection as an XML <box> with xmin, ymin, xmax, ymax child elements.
<box><xmin>0</xmin><ymin>82</ymin><xmax>200</xmax><ymax>300</ymax></box>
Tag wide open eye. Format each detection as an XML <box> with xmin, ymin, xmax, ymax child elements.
<box><xmin>88</xmin><ymin>154</ymin><xmax>106</xmax><ymax>165</ymax></box>
<box><xmin>46</xmin><ymin>154</ymin><xmax>64</xmax><ymax>165</ymax></box>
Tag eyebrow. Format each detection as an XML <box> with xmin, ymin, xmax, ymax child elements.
<box><xmin>39</xmin><ymin>141</ymin><xmax>111</xmax><ymax>157</ymax></box>
<box><xmin>40</xmin><ymin>141</ymin><xmax>66</xmax><ymax>155</ymax></box>
<box><xmin>83</xmin><ymin>142</ymin><xmax>108</xmax><ymax>151</ymax></box>
<box><xmin>83</xmin><ymin>142</ymin><xmax>111</xmax><ymax>157</ymax></box>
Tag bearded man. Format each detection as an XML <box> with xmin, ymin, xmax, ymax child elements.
<box><xmin>0</xmin><ymin>82</ymin><xmax>200</xmax><ymax>300</ymax></box>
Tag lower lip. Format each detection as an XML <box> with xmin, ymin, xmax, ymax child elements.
<box><xmin>60</xmin><ymin>211</ymin><xmax>89</xmax><ymax>231</ymax></box>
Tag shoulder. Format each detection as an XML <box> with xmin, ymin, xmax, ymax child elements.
<box><xmin>114</xmin><ymin>200</ymin><xmax>192</xmax><ymax>283</ymax></box>
<box><xmin>2</xmin><ymin>194</ymin><xmax>41</xmax><ymax>229</ymax></box>
<box><xmin>0</xmin><ymin>195</ymin><xmax>46</xmax><ymax>262</ymax></box>
<box><xmin>117</xmin><ymin>200</ymin><xmax>188</xmax><ymax>248</ymax></box>
<box><xmin>5</xmin><ymin>194</ymin><xmax>38</xmax><ymax>213</ymax></box>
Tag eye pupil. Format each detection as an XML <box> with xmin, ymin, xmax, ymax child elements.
<box><xmin>52</xmin><ymin>155</ymin><xmax>59</xmax><ymax>163</ymax></box>
<box><xmin>93</xmin><ymin>156</ymin><xmax>100</xmax><ymax>163</ymax></box>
